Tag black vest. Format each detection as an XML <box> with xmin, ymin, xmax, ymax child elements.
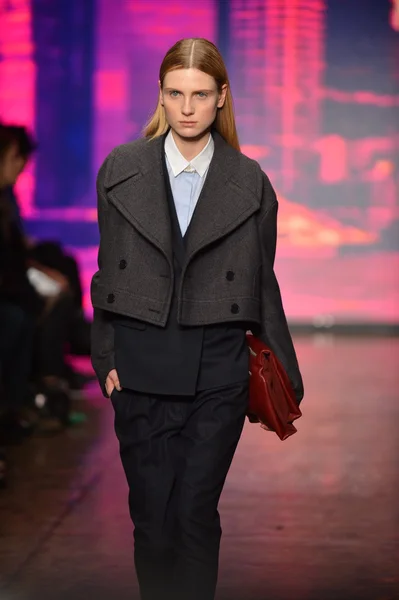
<box><xmin>113</xmin><ymin>142</ymin><xmax>249</xmax><ymax>396</ymax></box>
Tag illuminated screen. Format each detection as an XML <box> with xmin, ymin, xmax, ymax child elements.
<box><xmin>0</xmin><ymin>0</ymin><xmax>398</xmax><ymax>323</ymax></box>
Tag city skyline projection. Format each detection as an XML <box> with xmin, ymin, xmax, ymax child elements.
<box><xmin>0</xmin><ymin>0</ymin><xmax>398</xmax><ymax>323</ymax></box>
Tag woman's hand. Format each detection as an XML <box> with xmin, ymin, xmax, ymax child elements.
<box><xmin>105</xmin><ymin>369</ymin><xmax>121</xmax><ymax>397</ymax></box>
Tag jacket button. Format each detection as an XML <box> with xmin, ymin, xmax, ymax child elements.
<box><xmin>231</xmin><ymin>303</ymin><xmax>240</xmax><ymax>314</ymax></box>
<box><xmin>226</xmin><ymin>270</ymin><xmax>235</xmax><ymax>281</ymax></box>
<box><xmin>107</xmin><ymin>293</ymin><xmax>115</xmax><ymax>303</ymax></box>
<box><xmin>119</xmin><ymin>259</ymin><xmax>127</xmax><ymax>269</ymax></box>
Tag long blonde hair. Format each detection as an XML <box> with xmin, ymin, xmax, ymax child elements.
<box><xmin>143</xmin><ymin>38</ymin><xmax>240</xmax><ymax>151</ymax></box>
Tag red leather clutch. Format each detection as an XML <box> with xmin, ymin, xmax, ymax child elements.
<box><xmin>246</xmin><ymin>333</ymin><xmax>302</xmax><ymax>440</ymax></box>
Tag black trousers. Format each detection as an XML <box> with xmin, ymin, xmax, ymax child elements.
<box><xmin>111</xmin><ymin>381</ymin><xmax>249</xmax><ymax>600</ymax></box>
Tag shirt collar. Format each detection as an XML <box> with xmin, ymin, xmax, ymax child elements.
<box><xmin>164</xmin><ymin>129</ymin><xmax>214</xmax><ymax>177</ymax></box>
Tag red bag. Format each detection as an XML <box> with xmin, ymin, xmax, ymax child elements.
<box><xmin>246</xmin><ymin>333</ymin><xmax>302</xmax><ymax>440</ymax></box>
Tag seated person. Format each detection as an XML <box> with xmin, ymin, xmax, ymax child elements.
<box><xmin>1</xmin><ymin>123</ymin><xmax>92</xmax><ymax>390</ymax></box>
<box><xmin>0</xmin><ymin>123</ymin><xmax>74</xmax><ymax>428</ymax></box>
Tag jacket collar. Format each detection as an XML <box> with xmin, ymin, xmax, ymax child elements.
<box><xmin>104</xmin><ymin>129</ymin><xmax>260</xmax><ymax>269</ymax></box>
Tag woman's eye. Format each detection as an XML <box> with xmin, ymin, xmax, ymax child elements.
<box><xmin>197</xmin><ymin>92</ymin><xmax>208</xmax><ymax>98</ymax></box>
<box><xmin>170</xmin><ymin>91</ymin><xmax>180</xmax><ymax>97</ymax></box>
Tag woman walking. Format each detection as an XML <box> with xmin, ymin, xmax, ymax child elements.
<box><xmin>91</xmin><ymin>37</ymin><xmax>303</xmax><ymax>600</ymax></box>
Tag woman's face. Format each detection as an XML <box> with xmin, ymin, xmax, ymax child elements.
<box><xmin>0</xmin><ymin>143</ymin><xmax>26</xmax><ymax>187</ymax></box>
<box><xmin>160</xmin><ymin>68</ymin><xmax>227</xmax><ymax>139</ymax></box>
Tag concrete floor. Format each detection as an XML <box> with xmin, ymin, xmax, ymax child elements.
<box><xmin>1</xmin><ymin>336</ymin><xmax>398</xmax><ymax>600</ymax></box>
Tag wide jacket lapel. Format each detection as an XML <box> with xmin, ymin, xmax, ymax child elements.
<box><xmin>101</xmin><ymin>131</ymin><xmax>261</xmax><ymax>270</ymax></box>
<box><xmin>184</xmin><ymin>131</ymin><xmax>260</xmax><ymax>265</ymax></box>
<box><xmin>103</xmin><ymin>135</ymin><xmax>173</xmax><ymax>266</ymax></box>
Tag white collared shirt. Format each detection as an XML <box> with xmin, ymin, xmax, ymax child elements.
<box><xmin>165</xmin><ymin>129</ymin><xmax>214</xmax><ymax>236</ymax></box>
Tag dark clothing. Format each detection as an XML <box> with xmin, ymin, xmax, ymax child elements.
<box><xmin>0</xmin><ymin>301</ymin><xmax>34</xmax><ymax>409</ymax></box>
<box><xmin>2</xmin><ymin>186</ymin><xmax>24</xmax><ymax>233</ymax></box>
<box><xmin>0</xmin><ymin>189</ymin><xmax>43</xmax><ymax>315</ymax></box>
<box><xmin>91</xmin><ymin>130</ymin><xmax>304</xmax><ymax>600</ymax></box>
<box><xmin>91</xmin><ymin>130</ymin><xmax>304</xmax><ymax>404</ymax></box>
<box><xmin>3</xmin><ymin>185</ymin><xmax>85</xmax><ymax>316</ymax></box>
<box><xmin>113</xmin><ymin>142</ymin><xmax>250</xmax><ymax>396</ymax></box>
<box><xmin>111</xmin><ymin>381</ymin><xmax>248</xmax><ymax>600</ymax></box>
<box><xmin>0</xmin><ymin>187</ymin><xmax>74</xmax><ymax>381</ymax></box>
<box><xmin>34</xmin><ymin>293</ymin><xmax>74</xmax><ymax>378</ymax></box>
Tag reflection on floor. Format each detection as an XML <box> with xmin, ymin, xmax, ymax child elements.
<box><xmin>0</xmin><ymin>337</ymin><xmax>398</xmax><ymax>600</ymax></box>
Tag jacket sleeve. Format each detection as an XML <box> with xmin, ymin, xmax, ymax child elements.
<box><xmin>255</xmin><ymin>174</ymin><xmax>304</xmax><ymax>404</ymax></box>
<box><xmin>90</xmin><ymin>156</ymin><xmax>115</xmax><ymax>397</ymax></box>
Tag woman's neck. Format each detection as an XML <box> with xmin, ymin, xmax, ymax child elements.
<box><xmin>171</xmin><ymin>129</ymin><xmax>211</xmax><ymax>161</ymax></box>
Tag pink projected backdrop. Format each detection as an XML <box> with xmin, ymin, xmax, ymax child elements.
<box><xmin>0</xmin><ymin>0</ymin><xmax>398</xmax><ymax>323</ymax></box>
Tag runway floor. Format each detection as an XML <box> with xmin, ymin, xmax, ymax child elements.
<box><xmin>1</xmin><ymin>336</ymin><xmax>398</xmax><ymax>600</ymax></box>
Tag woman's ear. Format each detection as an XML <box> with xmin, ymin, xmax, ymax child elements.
<box><xmin>159</xmin><ymin>80</ymin><xmax>164</xmax><ymax>106</ymax></box>
<box><xmin>217</xmin><ymin>84</ymin><xmax>228</xmax><ymax>108</ymax></box>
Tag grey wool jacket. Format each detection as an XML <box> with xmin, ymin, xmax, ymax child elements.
<box><xmin>90</xmin><ymin>130</ymin><xmax>304</xmax><ymax>403</ymax></box>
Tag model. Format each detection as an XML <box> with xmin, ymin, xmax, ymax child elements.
<box><xmin>91</xmin><ymin>37</ymin><xmax>304</xmax><ymax>600</ymax></box>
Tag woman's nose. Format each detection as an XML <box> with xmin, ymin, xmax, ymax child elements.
<box><xmin>181</xmin><ymin>100</ymin><xmax>194</xmax><ymax>115</ymax></box>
